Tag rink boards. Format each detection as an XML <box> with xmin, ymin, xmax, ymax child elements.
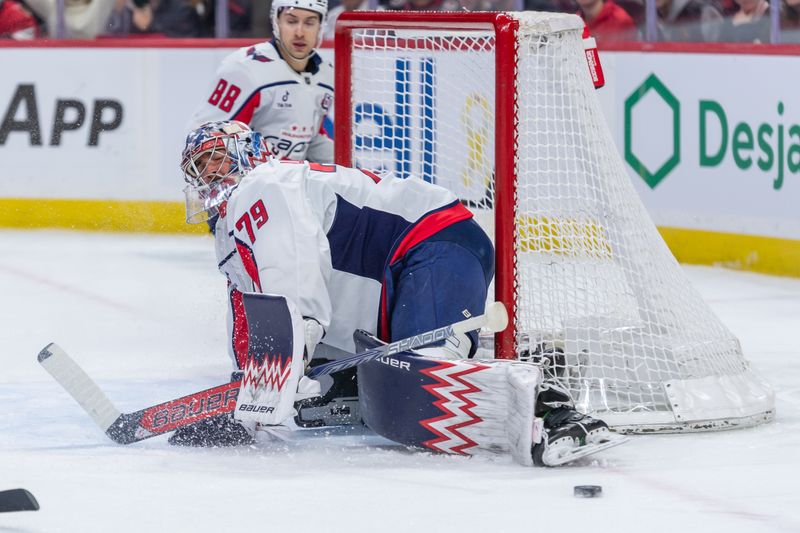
<box><xmin>0</xmin><ymin>41</ymin><xmax>798</xmax><ymax>275</ymax></box>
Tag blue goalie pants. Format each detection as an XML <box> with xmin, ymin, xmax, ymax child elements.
<box><xmin>379</xmin><ymin>217</ymin><xmax>495</xmax><ymax>356</ymax></box>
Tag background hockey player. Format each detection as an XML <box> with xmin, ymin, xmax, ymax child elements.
<box><xmin>190</xmin><ymin>0</ymin><xmax>333</xmax><ymax>165</ymax></box>
<box><xmin>173</xmin><ymin>121</ymin><xmax>624</xmax><ymax>466</ymax></box>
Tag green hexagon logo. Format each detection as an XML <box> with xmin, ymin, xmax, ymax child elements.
<box><xmin>624</xmin><ymin>74</ymin><xmax>680</xmax><ymax>189</ymax></box>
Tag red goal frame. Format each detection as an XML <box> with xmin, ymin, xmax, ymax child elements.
<box><xmin>333</xmin><ymin>11</ymin><xmax>520</xmax><ymax>359</ymax></box>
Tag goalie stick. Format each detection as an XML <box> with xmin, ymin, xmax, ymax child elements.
<box><xmin>38</xmin><ymin>343</ymin><xmax>240</xmax><ymax>445</ymax></box>
<box><xmin>0</xmin><ymin>489</ymin><xmax>40</xmax><ymax>513</ymax></box>
<box><xmin>308</xmin><ymin>302</ymin><xmax>508</xmax><ymax>378</ymax></box>
<box><xmin>39</xmin><ymin>302</ymin><xmax>508</xmax><ymax>445</ymax></box>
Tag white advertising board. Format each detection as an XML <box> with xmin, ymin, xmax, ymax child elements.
<box><xmin>598</xmin><ymin>51</ymin><xmax>800</xmax><ymax>240</ymax></box>
<box><xmin>0</xmin><ymin>47</ymin><xmax>237</xmax><ymax>201</ymax></box>
<box><xmin>1</xmin><ymin>45</ymin><xmax>798</xmax><ymax>244</ymax></box>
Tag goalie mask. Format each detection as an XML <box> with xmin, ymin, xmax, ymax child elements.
<box><xmin>270</xmin><ymin>0</ymin><xmax>328</xmax><ymax>51</ymax></box>
<box><xmin>181</xmin><ymin>120</ymin><xmax>271</xmax><ymax>224</ymax></box>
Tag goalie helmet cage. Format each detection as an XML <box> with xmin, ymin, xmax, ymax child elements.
<box><xmin>333</xmin><ymin>11</ymin><xmax>774</xmax><ymax>433</ymax></box>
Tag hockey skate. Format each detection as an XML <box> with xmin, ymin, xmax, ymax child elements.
<box><xmin>531</xmin><ymin>380</ymin><xmax>627</xmax><ymax>466</ymax></box>
<box><xmin>531</xmin><ymin>407</ymin><xmax>626</xmax><ymax>466</ymax></box>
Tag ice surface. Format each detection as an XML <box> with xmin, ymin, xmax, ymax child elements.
<box><xmin>1</xmin><ymin>230</ymin><xmax>798</xmax><ymax>533</ymax></box>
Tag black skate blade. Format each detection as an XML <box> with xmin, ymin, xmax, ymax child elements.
<box><xmin>0</xmin><ymin>489</ymin><xmax>40</xmax><ymax>512</ymax></box>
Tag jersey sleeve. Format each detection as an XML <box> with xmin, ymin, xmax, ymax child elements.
<box><xmin>226</xmin><ymin>174</ymin><xmax>333</xmax><ymax>332</ymax></box>
<box><xmin>190</xmin><ymin>55</ymin><xmax>262</xmax><ymax>128</ymax></box>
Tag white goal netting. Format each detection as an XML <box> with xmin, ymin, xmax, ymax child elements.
<box><xmin>336</xmin><ymin>11</ymin><xmax>774</xmax><ymax>432</ymax></box>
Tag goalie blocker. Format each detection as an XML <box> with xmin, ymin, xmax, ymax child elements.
<box><xmin>234</xmin><ymin>292</ymin><xmax>313</xmax><ymax>426</ymax></box>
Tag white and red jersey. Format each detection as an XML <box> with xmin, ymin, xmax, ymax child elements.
<box><xmin>192</xmin><ymin>40</ymin><xmax>334</xmax><ymax>163</ymax></box>
<box><xmin>215</xmin><ymin>159</ymin><xmax>473</xmax><ymax>353</ymax></box>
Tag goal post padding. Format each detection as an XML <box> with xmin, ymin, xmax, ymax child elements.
<box><xmin>334</xmin><ymin>11</ymin><xmax>774</xmax><ymax>433</ymax></box>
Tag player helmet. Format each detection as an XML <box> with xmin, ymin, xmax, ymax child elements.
<box><xmin>270</xmin><ymin>0</ymin><xmax>328</xmax><ymax>49</ymax></box>
<box><xmin>180</xmin><ymin>120</ymin><xmax>271</xmax><ymax>224</ymax></box>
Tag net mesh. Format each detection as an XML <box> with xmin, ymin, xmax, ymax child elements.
<box><xmin>342</xmin><ymin>12</ymin><xmax>773</xmax><ymax>431</ymax></box>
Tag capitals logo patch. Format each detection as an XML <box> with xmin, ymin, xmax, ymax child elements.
<box><xmin>247</xmin><ymin>46</ymin><xmax>272</xmax><ymax>63</ymax></box>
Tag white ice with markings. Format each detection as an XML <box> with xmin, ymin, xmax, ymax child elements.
<box><xmin>1</xmin><ymin>230</ymin><xmax>798</xmax><ymax>533</ymax></box>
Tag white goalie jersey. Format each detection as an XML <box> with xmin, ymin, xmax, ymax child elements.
<box><xmin>214</xmin><ymin>159</ymin><xmax>471</xmax><ymax>353</ymax></box>
<box><xmin>191</xmin><ymin>41</ymin><xmax>334</xmax><ymax>163</ymax></box>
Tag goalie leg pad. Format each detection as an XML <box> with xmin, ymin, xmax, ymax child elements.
<box><xmin>234</xmin><ymin>293</ymin><xmax>306</xmax><ymax>425</ymax></box>
<box><xmin>358</xmin><ymin>351</ymin><xmax>542</xmax><ymax>461</ymax></box>
<box><xmin>358</xmin><ymin>340</ymin><xmax>626</xmax><ymax>466</ymax></box>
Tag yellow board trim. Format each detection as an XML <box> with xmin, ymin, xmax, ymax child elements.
<box><xmin>0</xmin><ymin>198</ymin><xmax>206</xmax><ymax>234</ymax></box>
<box><xmin>658</xmin><ymin>227</ymin><xmax>800</xmax><ymax>278</ymax></box>
<box><xmin>1</xmin><ymin>199</ymin><xmax>799</xmax><ymax>277</ymax></box>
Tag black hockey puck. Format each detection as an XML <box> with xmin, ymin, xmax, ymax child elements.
<box><xmin>574</xmin><ymin>485</ymin><xmax>602</xmax><ymax>498</ymax></box>
<box><xmin>0</xmin><ymin>488</ymin><xmax>39</xmax><ymax>512</ymax></box>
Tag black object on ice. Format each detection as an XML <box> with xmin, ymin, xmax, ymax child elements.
<box><xmin>0</xmin><ymin>489</ymin><xmax>40</xmax><ymax>512</ymax></box>
<box><xmin>574</xmin><ymin>485</ymin><xmax>602</xmax><ymax>498</ymax></box>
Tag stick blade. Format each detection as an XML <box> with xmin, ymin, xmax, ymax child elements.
<box><xmin>38</xmin><ymin>343</ymin><xmax>121</xmax><ymax>432</ymax></box>
<box><xmin>0</xmin><ymin>489</ymin><xmax>40</xmax><ymax>512</ymax></box>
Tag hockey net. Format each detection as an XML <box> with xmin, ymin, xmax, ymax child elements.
<box><xmin>334</xmin><ymin>11</ymin><xmax>774</xmax><ymax>432</ymax></box>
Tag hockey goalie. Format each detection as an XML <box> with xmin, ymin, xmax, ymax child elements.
<box><xmin>176</xmin><ymin>120</ymin><xmax>626</xmax><ymax>466</ymax></box>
